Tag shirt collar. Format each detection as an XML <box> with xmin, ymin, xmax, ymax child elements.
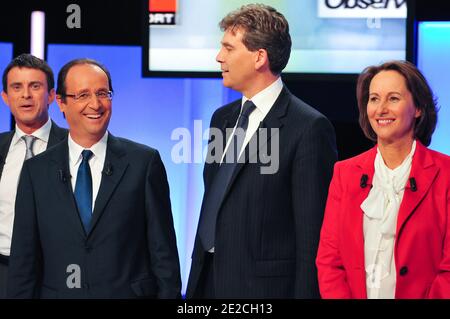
<box><xmin>242</xmin><ymin>77</ymin><xmax>283</xmax><ymax>118</ymax></box>
<box><xmin>13</xmin><ymin>117</ymin><xmax>52</xmax><ymax>145</ymax></box>
<box><xmin>68</xmin><ymin>131</ymin><xmax>109</xmax><ymax>167</ymax></box>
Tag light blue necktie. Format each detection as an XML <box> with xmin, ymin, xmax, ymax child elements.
<box><xmin>22</xmin><ymin>135</ymin><xmax>36</xmax><ymax>160</ymax></box>
<box><xmin>74</xmin><ymin>150</ymin><xmax>93</xmax><ymax>233</ymax></box>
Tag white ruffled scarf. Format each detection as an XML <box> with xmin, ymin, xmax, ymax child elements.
<box><xmin>361</xmin><ymin>140</ymin><xmax>416</xmax><ymax>236</ymax></box>
<box><xmin>361</xmin><ymin>140</ymin><xmax>416</xmax><ymax>297</ymax></box>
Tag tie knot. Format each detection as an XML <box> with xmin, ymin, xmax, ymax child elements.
<box><xmin>22</xmin><ymin>135</ymin><xmax>36</xmax><ymax>148</ymax></box>
<box><xmin>81</xmin><ymin>150</ymin><xmax>93</xmax><ymax>162</ymax></box>
<box><xmin>241</xmin><ymin>100</ymin><xmax>256</xmax><ymax>118</ymax></box>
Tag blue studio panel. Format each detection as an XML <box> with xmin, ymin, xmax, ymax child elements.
<box><xmin>0</xmin><ymin>43</ymin><xmax>13</xmax><ymax>132</ymax></box>
<box><xmin>418</xmin><ymin>22</ymin><xmax>450</xmax><ymax>155</ymax></box>
<box><xmin>47</xmin><ymin>44</ymin><xmax>240</xmax><ymax>293</ymax></box>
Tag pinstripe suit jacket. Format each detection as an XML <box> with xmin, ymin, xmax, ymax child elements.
<box><xmin>187</xmin><ymin>87</ymin><xmax>337</xmax><ymax>298</ymax></box>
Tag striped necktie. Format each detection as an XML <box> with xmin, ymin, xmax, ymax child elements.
<box><xmin>22</xmin><ymin>135</ymin><xmax>37</xmax><ymax>160</ymax></box>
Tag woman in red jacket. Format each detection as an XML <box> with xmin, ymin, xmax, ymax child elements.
<box><xmin>316</xmin><ymin>60</ymin><xmax>450</xmax><ymax>299</ymax></box>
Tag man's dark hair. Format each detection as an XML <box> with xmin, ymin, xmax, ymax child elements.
<box><xmin>219</xmin><ymin>4</ymin><xmax>292</xmax><ymax>75</ymax></box>
<box><xmin>56</xmin><ymin>58</ymin><xmax>113</xmax><ymax>102</ymax></box>
<box><xmin>2</xmin><ymin>53</ymin><xmax>54</xmax><ymax>93</ymax></box>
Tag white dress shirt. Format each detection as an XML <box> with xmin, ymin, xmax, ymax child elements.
<box><xmin>211</xmin><ymin>77</ymin><xmax>283</xmax><ymax>251</ymax></box>
<box><xmin>0</xmin><ymin>118</ymin><xmax>52</xmax><ymax>256</ymax></box>
<box><xmin>221</xmin><ymin>77</ymin><xmax>283</xmax><ymax>163</ymax></box>
<box><xmin>361</xmin><ymin>140</ymin><xmax>416</xmax><ymax>299</ymax></box>
<box><xmin>68</xmin><ymin>132</ymin><xmax>108</xmax><ymax>212</ymax></box>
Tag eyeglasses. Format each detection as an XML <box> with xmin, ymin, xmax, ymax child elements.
<box><xmin>64</xmin><ymin>90</ymin><xmax>113</xmax><ymax>102</ymax></box>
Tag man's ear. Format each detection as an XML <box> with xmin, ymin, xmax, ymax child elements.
<box><xmin>1</xmin><ymin>90</ymin><xmax>10</xmax><ymax>108</ymax></box>
<box><xmin>55</xmin><ymin>95</ymin><xmax>66</xmax><ymax>113</ymax></box>
<box><xmin>255</xmin><ymin>48</ymin><xmax>269</xmax><ymax>71</ymax></box>
<box><xmin>47</xmin><ymin>88</ymin><xmax>56</xmax><ymax>105</ymax></box>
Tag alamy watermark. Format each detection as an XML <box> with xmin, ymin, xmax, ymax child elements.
<box><xmin>66</xmin><ymin>264</ymin><xmax>81</xmax><ymax>288</ymax></box>
<box><xmin>66</xmin><ymin>4</ymin><xmax>81</xmax><ymax>29</ymax></box>
<box><xmin>171</xmin><ymin>120</ymin><xmax>280</xmax><ymax>175</ymax></box>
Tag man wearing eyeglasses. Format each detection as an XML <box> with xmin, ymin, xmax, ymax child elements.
<box><xmin>0</xmin><ymin>54</ymin><xmax>67</xmax><ymax>298</ymax></box>
<box><xmin>7</xmin><ymin>58</ymin><xmax>181</xmax><ymax>299</ymax></box>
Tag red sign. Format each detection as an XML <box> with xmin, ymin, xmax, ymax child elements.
<box><xmin>149</xmin><ymin>0</ymin><xmax>177</xmax><ymax>13</ymax></box>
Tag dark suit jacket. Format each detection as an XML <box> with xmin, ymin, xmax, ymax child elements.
<box><xmin>187</xmin><ymin>87</ymin><xmax>337</xmax><ymax>298</ymax></box>
<box><xmin>0</xmin><ymin>121</ymin><xmax>67</xmax><ymax>179</ymax></box>
<box><xmin>7</xmin><ymin>134</ymin><xmax>181</xmax><ymax>299</ymax></box>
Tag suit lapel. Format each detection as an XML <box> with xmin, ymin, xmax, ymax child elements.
<box><xmin>222</xmin><ymin>87</ymin><xmax>289</xmax><ymax>201</ymax></box>
<box><xmin>208</xmin><ymin>101</ymin><xmax>241</xmax><ymax>181</ymax></box>
<box><xmin>352</xmin><ymin>146</ymin><xmax>377</xmax><ymax>270</ymax></box>
<box><xmin>89</xmin><ymin>134</ymin><xmax>128</xmax><ymax>235</ymax></box>
<box><xmin>49</xmin><ymin>140</ymin><xmax>86</xmax><ymax>238</ymax></box>
<box><xmin>349</xmin><ymin>143</ymin><xmax>438</xmax><ymax>269</ymax></box>
<box><xmin>47</xmin><ymin>121</ymin><xmax>67</xmax><ymax>148</ymax></box>
<box><xmin>0</xmin><ymin>131</ymin><xmax>15</xmax><ymax>177</ymax></box>
<box><xmin>396</xmin><ymin>142</ymin><xmax>439</xmax><ymax>237</ymax></box>
<box><xmin>245</xmin><ymin>97</ymin><xmax>285</xmax><ymax>165</ymax></box>
<box><xmin>1</xmin><ymin>122</ymin><xmax>66</xmax><ymax>175</ymax></box>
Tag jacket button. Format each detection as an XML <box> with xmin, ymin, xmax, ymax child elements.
<box><xmin>399</xmin><ymin>266</ymin><xmax>408</xmax><ymax>276</ymax></box>
<box><xmin>85</xmin><ymin>245</ymin><xmax>92</xmax><ymax>253</ymax></box>
<box><xmin>83</xmin><ymin>283</ymin><xmax>89</xmax><ymax>289</ymax></box>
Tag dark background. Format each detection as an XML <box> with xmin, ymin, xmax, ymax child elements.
<box><xmin>1</xmin><ymin>0</ymin><xmax>449</xmax><ymax>159</ymax></box>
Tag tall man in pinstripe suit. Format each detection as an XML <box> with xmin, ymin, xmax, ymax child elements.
<box><xmin>187</xmin><ymin>4</ymin><xmax>337</xmax><ymax>298</ymax></box>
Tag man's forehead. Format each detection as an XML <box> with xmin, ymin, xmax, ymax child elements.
<box><xmin>8</xmin><ymin>66</ymin><xmax>46</xmax><ymax>77</ymax></box>
<box><xmin>64</xmin><ymin>64</ymin><xmax>109</xmax><ymax>92</ymax></box>
<box><xmin>7</xmin><ymin>67</ymin><xmax>47</xmax><ymax>85</ymax></box>
<box><xmin>222</xmin><ymin>27</ymin><xmax>245</xmax><ymax>44</ymax></box>
<box><xmin>66</xmin><ymin>64</ymin><xmax>107</xmax><ymax>82</ymax></box>
<box><xmin>67</xmin><ymin>63</ymin><xmax>103</xmax><ymax>75</ymax></box>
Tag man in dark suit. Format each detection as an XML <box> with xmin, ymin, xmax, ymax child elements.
<box><xmin>187</xmin><ymin>4</ymin><xmax>337</xmax><ymax>298</ymax></box>
<box><xmin>7</xmin><ymin>58</ymin><xmax>181</xmax><ymax>298</ymax></box>
<box><xmin>0</xmin><ymin>54</ymin><xmax>67</xmax><ymax>298</ymax></box>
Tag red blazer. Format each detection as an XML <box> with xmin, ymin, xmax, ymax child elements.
<box><xmin>316</xmin><ymin>141</ymin><xmax>450</xmax><ymax>299</ymax></box>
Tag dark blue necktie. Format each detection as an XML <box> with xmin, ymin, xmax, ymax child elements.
<box><xmin>74</xmin><ymin>150</ymin><xmax>93</xmax><ymax>233</ymax></box>
<box><xmin>198</xmin><ymin>100</ymin><xmax>256</xmax><ymax>251</ymax></box>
